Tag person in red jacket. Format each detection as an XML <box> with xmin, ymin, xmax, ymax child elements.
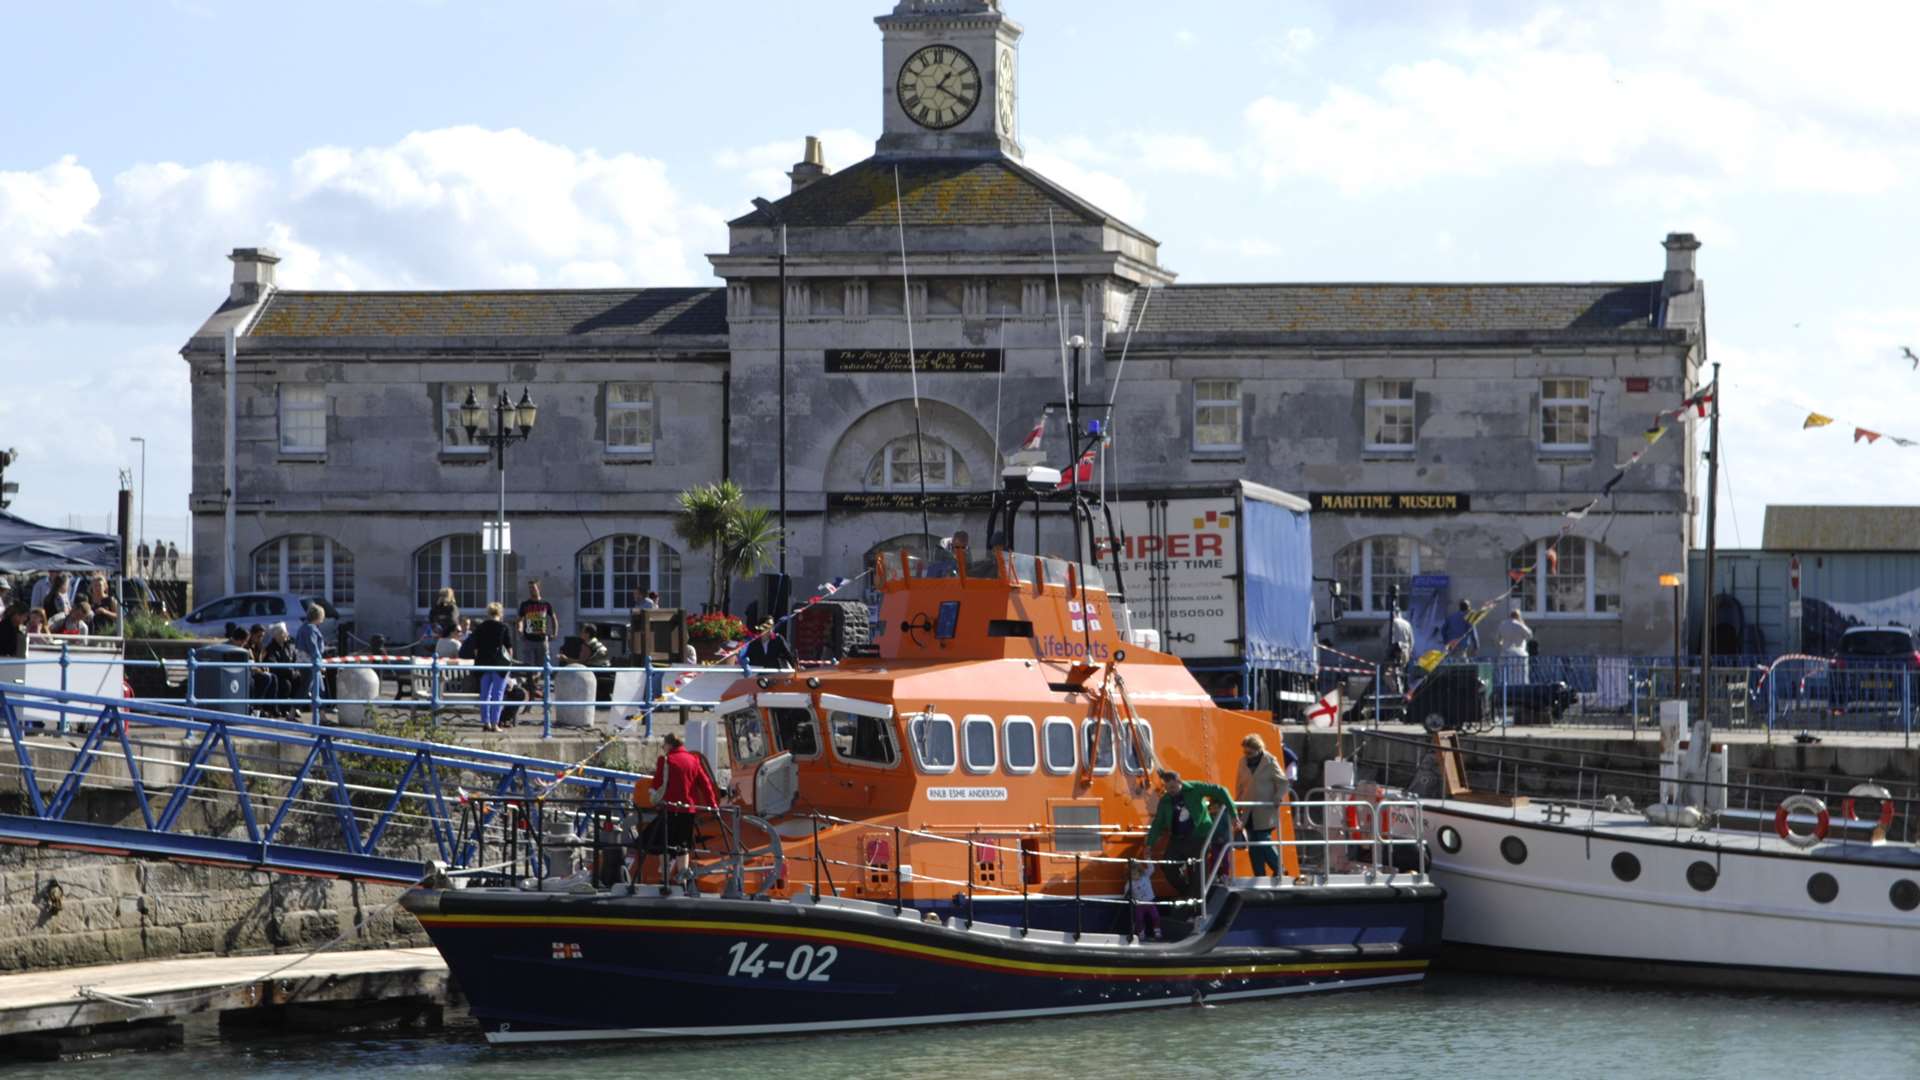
<box><xmin>637</xmin><ymin>732</ymin><xmax>721</xmax><ymax>888</ymax></box>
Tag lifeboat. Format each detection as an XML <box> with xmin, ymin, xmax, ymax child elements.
<box><xmin>404</xmin><ymin>471</ymin><xmax>1443</xmax><ymax>1044</ymax></box>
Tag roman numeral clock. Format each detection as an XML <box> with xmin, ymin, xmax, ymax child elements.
<box><xmin>896</xmin><ymin>45</ymin><xmax>981</xmax><ymax>129</ymax></box>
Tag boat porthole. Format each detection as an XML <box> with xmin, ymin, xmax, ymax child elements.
<box><xmin>1685</xmin><ymin>861</ymin><xmax>1718</xmax><ymax>892</ymax></box>
<box><xmin>1500</xmin><ymin>836</ymin><xmax>1527</xmax><ymax>865</ymax></box>
<box><xmin>1611</xmin><ymin>852</ymin><xmax>1641</xmax><ymax>882</ymax></box>
<box><xmin>1437</xmin><ymin>826</ymin><xmax>1462</xmax><ymax>854</ymax></box>
<box><xmin>1806</xmin><ymin>872</ymin><xmax>1838</xmax><ymax>904</ymax></box>
<box><xmin>1892</xmin><ymin>880</ymin><xmax>1920</xmax><ymax>912</ymax></box>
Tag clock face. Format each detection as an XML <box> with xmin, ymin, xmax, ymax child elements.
<box><xmin>996</xmin><ymin>48</ymin><xmax>1015</xmax><ymax>134</ymax></box>
<box><xmin>896</xmin><ymin>45</ymin><xmax>980</xmax><ymax>130</ymax></box>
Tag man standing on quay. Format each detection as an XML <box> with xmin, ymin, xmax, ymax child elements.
<box><xmin>517</xmin><ymin>581</ymin><xmax>556</xmax><ymax>694</ymax></box>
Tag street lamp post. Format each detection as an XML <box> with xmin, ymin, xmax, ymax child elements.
<box><xmin>1659</xmin><ymin>572</ymin><xmax>1684</xmax><ymax>698</ymax></box>
<box><xmin>461</xmin><ymin>388</ymin><xmax>539</xmax><ymax>603</ymax></box>
<box><xmin>129</xmin><ymin>436</ymin><xmax>146</xmax><ymax>574</ymax></box>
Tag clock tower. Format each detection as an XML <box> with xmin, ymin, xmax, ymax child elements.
<box><xmin>875</xmin><ymin>0</ymin><xmax>1022</xmax><ymax>159</ymax></box>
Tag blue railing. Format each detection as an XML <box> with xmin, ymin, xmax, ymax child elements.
<box><xmin>0</xmin><ymin>683</ymin><xmax>647</xmax><ymax>882</ymax></box>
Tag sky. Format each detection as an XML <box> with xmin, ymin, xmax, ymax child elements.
<box><xmin>3</xmin><ymin>0</ymin><xmax>1917</xmax><ymax>554</ymax></box>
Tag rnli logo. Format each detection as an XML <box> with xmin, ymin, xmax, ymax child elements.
<box><xmin>1192</xmin><ymin>510</ymin><xmax>1234</xmax><ymax>530</ymax></box>
<box><xmin>551</xmin><ymin>942</ymin><xmax>583</xmax><ymax>960</ymax></box>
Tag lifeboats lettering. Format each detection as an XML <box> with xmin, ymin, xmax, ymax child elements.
<box><xmin>726</xmin><ymin>940</ymin><xmax>837</xmax><ymax>981</ymax></box>
<box><xmin>927</xmin><ymin>786</ymin><xmax>1010</xmax><ymax>801</ymax></box>
<box><xmin>1035</xmin><ymin>635</ymin><xmax>1110</xmax><ymax>661</ymax></box>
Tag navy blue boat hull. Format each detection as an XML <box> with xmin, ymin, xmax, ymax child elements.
<box><xmin>404</xmin><ymin>883</ymin><xmax>1443</xmax><ymax>1043</ymax></box>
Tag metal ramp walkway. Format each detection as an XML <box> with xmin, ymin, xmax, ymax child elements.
<box><xmin>0</xmin><ymin>685</ymin><xmax>645</xmax><ymax>883</ymax></box>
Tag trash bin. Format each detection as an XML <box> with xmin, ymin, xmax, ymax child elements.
<box><xmin>191</xmin><ymin>644</ymin><xmax>250</xmax><ymax>708</ymax></box>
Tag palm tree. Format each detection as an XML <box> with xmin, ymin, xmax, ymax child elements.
<box><xmin>674</xmin><ymin>480</ymin><xmax>743</xmax><ymax>610</ymax></box>
<box><xmin>720</xmin><ymin>506</ymin><xmax>784</xmax><ymax>612</ymax></box>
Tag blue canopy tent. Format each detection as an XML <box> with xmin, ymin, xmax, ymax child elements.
<box><xmin>0</xmin><ymin>511</ymin><xmax>121</xmax><ymax>573</ymax></box>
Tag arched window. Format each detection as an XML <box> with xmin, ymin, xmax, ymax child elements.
<box><xmin>1332</xmin><ymin>537</ymin><xmax>1446</xmax><ymax>613</ymax></box>
<box><xmin>1508</xmin><ymin>537</ymin><xmax>1622</xmax><ymax>616</ymax></box>
<box><xmin>413</xmin><ymin>534</ymin><xmax>489</xmax><ymax>611</ymax></box>
<box><xmin>252</xmin><ymin>536</ymin><xmax>355</xmax><ymax>610</ymax></box>
<box><xmin>576</xmin><ymin>535</ymin><xmax>683</xmax><ymax>612</ymax></box>
<box><xmin>865</xmin><ymin>435</ymin><xmax>971</xmax><ymax>491</ymax></box>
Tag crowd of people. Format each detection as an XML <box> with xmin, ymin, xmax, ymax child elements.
<box><xmin>0</xmin><ymin>571</ymin><xmax>126</xmax><ymax>656</ymax></box>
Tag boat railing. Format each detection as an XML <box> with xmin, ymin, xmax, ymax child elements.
<box><xmin>872</xmin><ymin>546</ymin><xmax>1105</xmax><ymax>594</ymax></box>
<box><xmin>1358</xmin><ymin>728</ymin><xmax>1918</xmax><ymax>844</ymax></box>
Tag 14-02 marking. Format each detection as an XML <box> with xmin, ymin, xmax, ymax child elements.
<box><xmin>725</xmin><ymin>940</ymin><xmax>838</xmax><ymax>981</ymax></box>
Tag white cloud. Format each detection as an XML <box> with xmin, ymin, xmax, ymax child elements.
<box><xmin>1259</xmin><ymin>27</ymin><xmax>1317</xmax><ymax>66</ymax></box>
<box><xmin>1022</xmin><ymin>140</ymin><xmax>1148</xmax><ymax>225</ymax></box>
<box><xmin>712</xmin><ymin>127</ymin><xmax>873</xmax><ymax>208</ymax></box>
<box><xmin>0</xmin><ymin>127</ymin><xmax>727</xmax><ymax>324</ymax></box>
<box><xmin>1174</xmin><ymin>29</ymin><xmax>1196</xmax><ymax>48</ymax></box>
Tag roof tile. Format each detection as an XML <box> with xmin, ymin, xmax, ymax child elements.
<box><xmin>247</xmin><ymin>287</ymin><xmax>726</xmax><ymax>339</ymax></box>
<box><xmin>1136</xmin><ymin>282</ymin><xmax>1661</xmax><ymax>335</ymax></box>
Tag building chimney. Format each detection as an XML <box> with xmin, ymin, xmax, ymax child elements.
<box><xmin>1661</xmin><ymin>232</ymin><xmax>1700</xmax><ymax>295</ymax></box>
<box><xmin>228</xmin><ymin>247</ymin><xmax>280</xmax><ymax>304</ymax></box>
<box><xmin>787</xmin><ymin>136</ymin><xmax>830</xmax><ymax>194</ymax></box>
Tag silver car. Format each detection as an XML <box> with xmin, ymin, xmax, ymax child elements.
<box><xmin>171</xmin><ymin>592</ymin><xmax>337</xmax><ymax>638</ymax></box>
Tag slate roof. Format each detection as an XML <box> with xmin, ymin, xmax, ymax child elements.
<box><xmin>1134</xmin><ymin>282</ymin><xmax>1663</xmax><ymax>336</ymax></box>
<box><xmin>1763</xmin><ymin>506</ymin><xmax>1920</xmax><ymax>552</ymax></box>
<box><xmin>729</xmin><ymin>155</ymin><xmax>1153</xmax><ymax>242</ymax></box>
<box><xmin>245</xmin><ymin>287</ymin><xmax>726</xmax><ymax>339</ymax></box>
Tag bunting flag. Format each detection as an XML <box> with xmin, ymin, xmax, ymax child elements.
<box><xmin>1056</xmin><ymin>446</ymin><xmax>1097</xmax><ymax>489</ymax></box>
<box><xmin>1895</xmin><ymin>437</ymin><xmax>1917</xmax><ymax>448</ymax></box>
<box><xmin>1855</xmin><ymin>428</ymin><xmax>1882</xmax><ymax>444</ymax></box>
<box><xmin>1803</xmin><ymin>413</ymin><xmax>1833</xmax><ymax>429</ymax></box>
<box><xmin>1018</xmin><ymin>408</ymin><xmax>1052</xmax><ymax>451</ymax></box>
<box><xmin>1798</xmin><ymin>407</ymin><xmax>1920</xmax><ymax>448</ymax></box>
<box><xmin>1681</xmin><ymin>386</ymin><xmax>1716</xmax><ymax>417</ymax></box>
<box><xmin>1600</xmin><ymin>470</ymin><xmax>1625</xmax><ymax>495</ymax></box>
<box><xmin>1643</xmin><ymin>425</ymin><xmax>1667</xmax><ymax>445</ymax></box>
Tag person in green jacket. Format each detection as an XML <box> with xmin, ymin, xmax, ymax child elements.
<box><xmin>1145</xmin><ymin>769</ymin><xmax>1237</xmax><ymax>899</ymax></box>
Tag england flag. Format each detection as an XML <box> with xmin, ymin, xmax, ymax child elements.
<box><xmin>1306</xmin><ymin>687</ymin><xmax>1342</xmax><ymax>730</ymax></box>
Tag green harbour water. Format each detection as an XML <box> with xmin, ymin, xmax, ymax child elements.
<box><xmin>13</xmin><ymin>974</ymin><xmax>1917</xmax><ymax>1079</ymax></box>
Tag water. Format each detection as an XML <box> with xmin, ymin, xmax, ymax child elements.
<box><xmin>12</xmin><ymin>975</ymin><xmax>1917</xmax><ymax>1079</ymax></box>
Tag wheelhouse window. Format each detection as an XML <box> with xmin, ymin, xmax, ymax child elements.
<box><xmin>1508</xmin><ymin>537</ymin><xmax>1622</xmax><ymax>616</ymax></box>
<box><xmin>908</xmin><ymin>713</ymin><xmax>957</xmax><ymax>774</ymax></box>
<box><xmin>278</xmin><ymin>384</ymin><xmax>327</xmax><ymax>454</ymax></box>
<box><xmin>1003</xmin><ymin>716</ymin><xmax>1037</xmax><ymax>774</ymax></box>
<box><xmin>1193</xmin><ymin>379</ymin><xmax>1242</xmax><ymax>451</ymax></box>
<box><xmin>576</xmin><ymin>535</ymin><xmax>683</xmax><ymax>612</ymax></box>
<box><xmin>865</xmin><ymin>435</ymin><xmax>970</xmax><ymax>491</ymax></box>
<box><xmin>961</xmin><ymin>715</ymin><xmax>997</xmax><ymax>774</ymax></box>
<box><xmin>828</xmin><ymin>710</ymin><xmax>898</xmax><ymax>768</ymax></box>
<box><xmin>1540</xmin><ymin>378</ymin><xmax>1593</xmax><ymax>451</ymax></box>
<box><xmin>767</xmin><ymin>707</ymin><xmax>819</xmax><ymax>758</ymax></box>
<box><xmin>1332</xmin><ymin>537</ymin><xmax>1446</xmax><ymax>614</ymax></box>
<box><xmin>1042</xmin><ymin>716</ymin><xmax>1076</xmax><ymax>775</ymax></box>
<box><xmin>727</xmin><ymin>712</ymin><xmax>769</xmax><ymax>765</ymax></box>
<box><xmin>606</xmin><ymin>382</ymin><xmax>655</xmax><ymax>454</ymax></box>
<box><xmin>252</xmin><ymin>535</ymin><xmax>354</xmax><ymax>611</ymax></box>
<box><xmin>1121</xmin><ymin>721</ymin><xmax>1154</xmax><ymax>774</ymax></box>
<box><xmin>1364</xmin><ymin>379</ymin><xmax>1415</xmax><ymax>452</ymax></box>
<box><xmin>413</xmin><ymin>534</ymin><xmax>488</xmax><ymax>611</ymax></box>
<box><xmin>1082</xmin><ymin>719</ymin><xmax>1115</xmax><ymax>775</ymax></box>
<box><xmin>442</xmin><ymin>383</ymin><xmax>494</xmax><ymax>454</ymax></box>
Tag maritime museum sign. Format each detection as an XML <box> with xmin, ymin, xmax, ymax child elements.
<box><xmin>1310</xmin><ymin>492</ymin><xmax>1471</xmax><ymax>515</ymax></box>
<box><xmin>828</xmin><ymin>492</ymin><xmax>995</xmax><ymax>511</ymax></box>
<box><xmin>825</xmin><ymin>348</ymin><xmax>1003</xmax><ymax>373</ymax></box>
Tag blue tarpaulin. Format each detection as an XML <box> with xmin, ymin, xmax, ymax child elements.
<box><xmin>0</xmin><ymin>510</ymin><xmax>121</xmax><ymax>573</ymax></box>
<box><xmin>1240</xmin><ymin>482</ymin><xmax>1316</xmax><ymax>673</ymax></box>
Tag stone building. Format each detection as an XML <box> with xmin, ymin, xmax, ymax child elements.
<box><xmin>181</xmin><ymin>0</ymin><xmax>1705</xmax><ymax>657</ymax></box>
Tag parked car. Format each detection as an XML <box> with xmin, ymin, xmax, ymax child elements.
<box><xmin>1827</xmin><ymin>626</ymin><xmax>1920</xmax><ymax>714</ymax></box>
<box><xmin>171</xmin><ymin>593</ymin><xmax>338</xmax><ymax>638</ymax></box>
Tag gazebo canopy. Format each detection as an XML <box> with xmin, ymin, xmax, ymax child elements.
<box><xmin>0</xmin><ymin>510</ymin><xmax>122</xmax><ymax>574</ymax></box>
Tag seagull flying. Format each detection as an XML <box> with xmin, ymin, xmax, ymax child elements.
<box><xmin>1903</xmin><ymin>345</ymin><xmax>1918</xmax><ymax>370</ymax></box>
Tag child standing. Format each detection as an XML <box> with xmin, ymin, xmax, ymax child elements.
<box><xmin>1129</xmin><ymin>863</ymin><xmax>1163</xmax><ymax>941</ymax></box>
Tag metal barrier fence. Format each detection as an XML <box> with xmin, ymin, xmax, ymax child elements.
<box><xmin>0</xmin><ymin>645</ymin><xmax>781</xmax><ymax>740</ymax></box>
<box><xmin>1318</xmin><ymin>652</ymin><xmax>1913</xmax><ymax>738</ymax></box>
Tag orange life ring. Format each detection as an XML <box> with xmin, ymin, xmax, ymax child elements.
<box><xmin>1842</xmin><ymin>783</ymin><xmax>1895</xmax><ymax>829</ymax></box>
<box><xmin>1775</xmin><ymin>794</ymin><xmax>1829</xmax><ymax>849</ymax></box>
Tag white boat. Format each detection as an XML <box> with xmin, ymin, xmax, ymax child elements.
<box><xmin>1379</xmin><ymin>709</ymin><xmax>1920</xmax><ymax>996</ymax></box>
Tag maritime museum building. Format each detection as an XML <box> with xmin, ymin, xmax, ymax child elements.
<box><xmin>181</xmin><ymin>0</ymin><xmax>1706</xmax><ymax>657</ymax></box>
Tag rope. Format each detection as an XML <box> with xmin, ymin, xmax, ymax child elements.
<box><xmin>893</xmin><ymin>164</ymin><xmax>933</xmax><ymax>561</ymax></box>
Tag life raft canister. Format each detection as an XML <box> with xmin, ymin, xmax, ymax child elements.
<box><xmin>1842</xmin><ymin>782</ymin><xmax>1895</xmax><ymax>830</ymax></box>
<box><xmin>1775</xmin><ymin>793</ymin><xmax>1830</xmax><ymax>849</ymax></box>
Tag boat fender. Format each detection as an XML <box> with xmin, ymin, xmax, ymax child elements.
<box><xmin>1643</xmin><ymin>803</ymin><xmax>1702</xmax><ymax>829</ymax></box>
<box><xmin>1842</xmin><ymin>783</ymin><xmax>1895</xmax><ymax>829</ymax></box>
<box><xmin>1774</xmin><ymin>794</ymin><xmax>1829</xmax><ymax>849</ymax></box>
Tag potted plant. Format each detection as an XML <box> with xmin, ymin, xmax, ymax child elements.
<box><xmin>685</xmin><ymin>612</ymin><xmax>746</xmax><ymax>662</ymax></box>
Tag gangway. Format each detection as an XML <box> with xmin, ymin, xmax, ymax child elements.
<box><xmin>0</xmin><ymin>684</ymin><xmax>647</xmax><ymax>884</ymax></box>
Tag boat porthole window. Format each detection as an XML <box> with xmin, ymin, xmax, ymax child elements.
<box><xmin>1611</xmin><ymin>852</ymin><xmax>1641</xmax><ymax>882</ymax></box>
<box><xmin>1686</xmin><ymin>861</ymin><xmax>1718</xmax><ymax>892</ymax></box>
<box><xmin>1806</xmin><ymin>872</ymin><xmax>1838</xmax><ymax>904</ymax></box>
<box><xmin>1437</xmin><ymin>826</ymin><xmax>1461</xmax><ymax>854</ymax></box>
<box><xmin>1891</xmin><ymin>879</ymin><xmax>1920</xmax><ymax>912</ymax></box>
<box><xmin>1500</xmin><ymin>836</ymin><xmax>1527</xmax><ymax>865</ymax></box>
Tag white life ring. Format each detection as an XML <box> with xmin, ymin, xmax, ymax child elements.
<box><xmin>1775</xmin><ymin>794</ymin><xmax>1829</xmax><ymax>849</ymax></box>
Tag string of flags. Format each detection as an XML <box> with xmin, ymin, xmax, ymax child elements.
<box><xmin>1801</xmin><ymin>411</ymin><xmax>1917</xmax><ymax>448</ymax></box>
<box><xmin>1406</xmin><ymin>381</ymin><xmax>1717</xmax><ymax>680</ymax></box>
